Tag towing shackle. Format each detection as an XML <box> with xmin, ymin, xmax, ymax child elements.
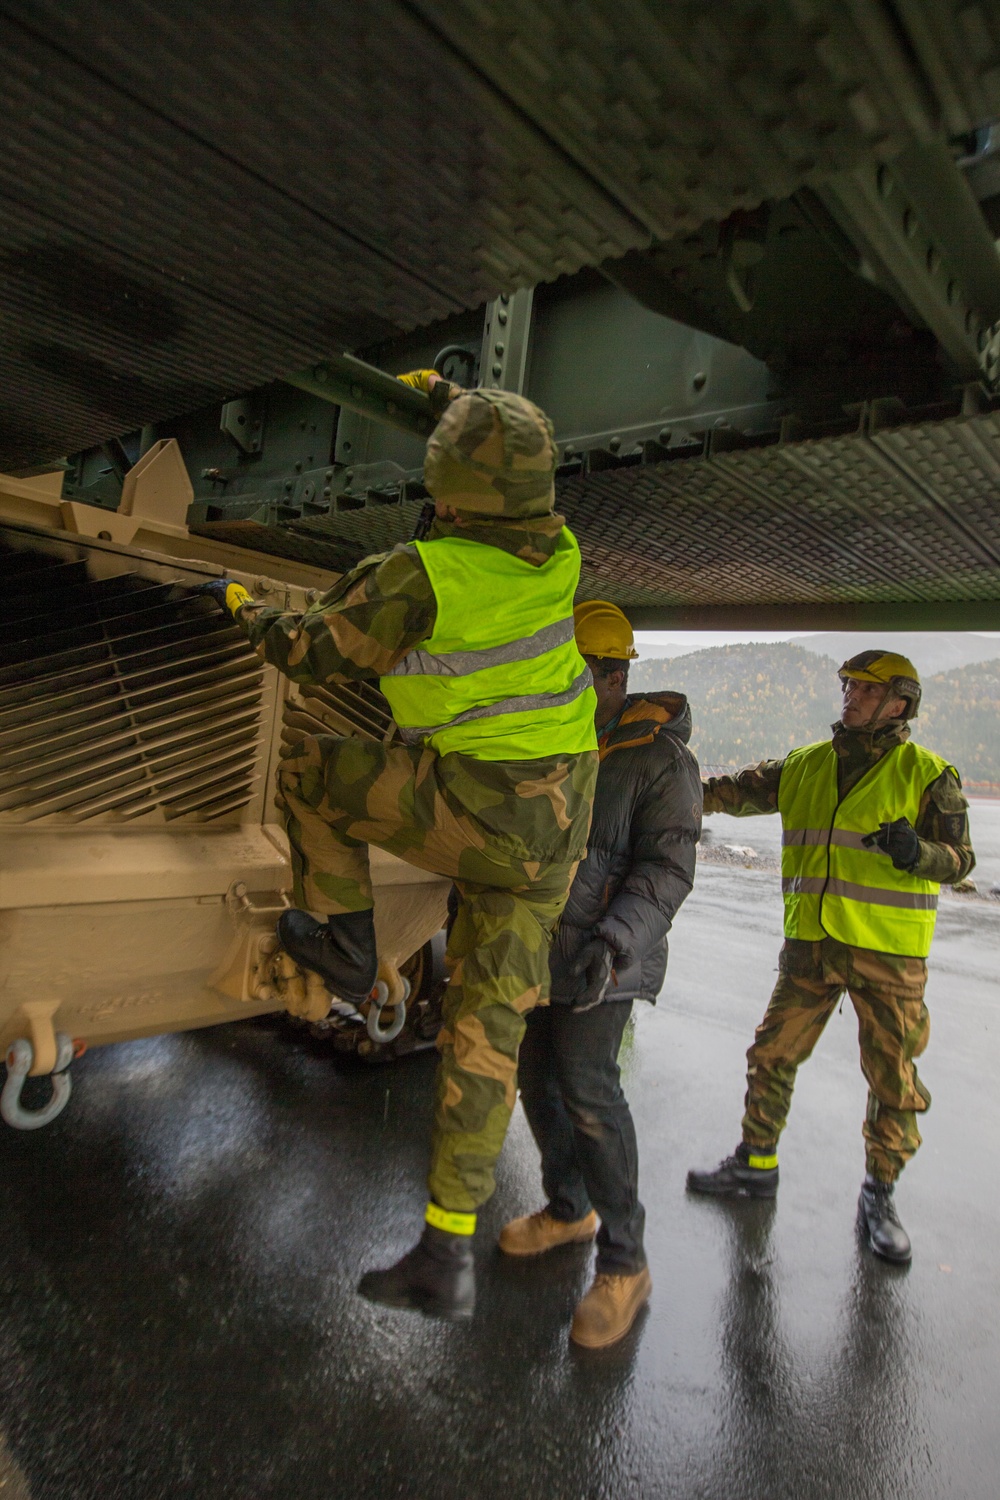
<box><xmin>1</xmin><ymin>1033</ymin><xmax>75</xmax><ymax>1130</ymax></box>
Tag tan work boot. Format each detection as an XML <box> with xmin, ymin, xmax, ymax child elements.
<box><xmin>570</xmin><ymin>1267</ymin><xmax>652</xmax><ymax>1349</ymax></box>
<box><xmin>498</xmin><ymin>1208</ymin><xmax>598</xmax><ymax>1257</ymax></box>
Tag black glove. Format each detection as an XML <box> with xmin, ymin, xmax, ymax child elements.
<box><xmin>569</xmin><ymin>936</ymin><xmax>614</xmax><ymax>1011</ymax></box>
<box><xmin>862</xmin><ymin>818</ymin><xmax>921</xmax><ymax>871</ymax></box>
<box><xmin>189</xmin><ymin>578</ymin><xmax>252</xmax><ymax>616</ymax></box>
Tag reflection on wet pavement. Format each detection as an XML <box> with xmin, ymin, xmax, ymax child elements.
<box><xmin>0</xmin><ymin>863</ymin><xmax>996</xmax><ymax>1498</ymax></box>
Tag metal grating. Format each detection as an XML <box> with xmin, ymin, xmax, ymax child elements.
<box><xmin>282</xmin><ymin>680</ymin><xmax>398</xmax><ymax>751</ymax></box>
<box><xmin>413</xmin><ymin>0</ymin><xmax>944</xmax><ymax>238</ymax></box>
<box><xmin>3</xmin><ymin>1</ymin><xmax>1000</xmax><ymax>470</ymax></box>
<box><xmin>0</xmin><ymin>539</ymin><xmax>266</xmax><ymax>824</ymax></box>
<box><xmin>561</xmin><ymin>406</ymin><xmax>1000</xmax><ymax>608</ymax></box>
<box><xmin>891</xmin><ymin>0</ymin><xmax>1000</xmax><ymax>137</ymax></box>
<box><xmin>181</xmin><ymin>403</ymin><xmax>1000</xmax><ymax>612</ymax></box>
<box><xmin>0</xmin><ymin>0</ymin><xmax>641</xmax><ymax>469</ymax></box>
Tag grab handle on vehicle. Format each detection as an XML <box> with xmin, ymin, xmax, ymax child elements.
<box><xmin>1</xmin><ymin>1033</ymin><xmax>74</xmax><ymax>1130</ymax></box>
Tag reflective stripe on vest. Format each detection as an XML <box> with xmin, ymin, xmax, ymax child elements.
<box><xmin>782</xmin><ymin>827</ymin><xmax>870</xmax><ymax>851</ymax></box>
<box><xmin>394</xmin><ymin>666</ymin><xmax>594</xmax><ymax>744</ymax></box>
<box><xmin>379</xmin><ymin>528</ymin><xmax>598</xmax><ymax>761</ymax></box>
<box><xmin>777</xmin><ymin>739</ymin><xmax>953</xmax><ymax>957</ymax></box>
<box><xmin>781</xmin><ymin>876</ymin><xmax>938</xmax><ymax>910</ymax></box>
<box><xmin>386</xmin><ymin>616</ymin><xmax>575</xmax><ymax>679</ymax></box>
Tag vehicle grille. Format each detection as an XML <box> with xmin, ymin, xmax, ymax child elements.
<box><xmin>283</xmin><ymin>678</ymin><xmax>397</xmax><ymax>748</ymax></box>
<box><xmin>0</xmin><ymin>535</ymin><xmax>266</xmax><ymax>824</ymax></box>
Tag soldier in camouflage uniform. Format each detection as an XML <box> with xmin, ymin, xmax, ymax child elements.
<box><xmin>688</xmin><ymin>652</ymin><xmax>974</xmax><ymax>1263</ymax></box>
<box><xmin>196</xmin><ymin>375</ymin><xmax>598</xmax><ymax>1319</ymax></box>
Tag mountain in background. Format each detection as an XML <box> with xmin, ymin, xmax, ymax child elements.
<box><xmin>789</xmin><ymin>632</ymin><xmax>1000</xmax><ymax>677</ymax></box>
<box><xmin>920</xmin><ymin>658</ymin><xmax>1000</xmax><ymax>785</ymax></box>
<box><xmin>630</xmin><ymin>641</ymin><xmax>1000</xmax><ymax>784</ymax></box>
<box><xmin>630</xmin><ymin>632</ymin><xmax>1000</xmax><ymax>674</ymax></box>
<box><xmin>630</xmin><ymin>643</ymin><xmax>840</xmax><ymax>767</ymax></box>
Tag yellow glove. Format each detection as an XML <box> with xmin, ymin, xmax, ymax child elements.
<box><xmin>224</xmin><ymin>581</ymin><xmax>253</xmax><ymax>616</ymax></box>
<box><xmin>396</xmin><ymin>369</ymin><xmax>439</xmax><ymax>392</ymax></box>
<box><xmin>397</xmin><ymin>369</ymin><xmax>462</xmax><ymax>415</ymax></box>
<box><xmin>191</xmin><ymin>579</ymin><xmax>253</xmax><ymax>616</ymax></box>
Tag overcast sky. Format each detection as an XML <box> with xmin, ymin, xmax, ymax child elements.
<box><xmin>635</xmin><ymin>630</ymin><xmax>1000</xmax><ymax>655</ymax></box>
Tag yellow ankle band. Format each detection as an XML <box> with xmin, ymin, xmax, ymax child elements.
<box><xmin>425</xmin><ymin>1203</ymin><xmax>477</xmax><ymax>1236</ymax></box>
<box><xmin>747</xmin><ymin>1153</ymin><xmax>778</xmax><ymax>1171</ymax></box>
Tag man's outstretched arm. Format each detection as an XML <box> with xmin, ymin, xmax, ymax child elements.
<box><xmin>702</xmin><ymin>759</ymin><xmax>785</xmax><ymax>816</ymax></box>
<box><xmin>198</xmin><ymin>545</ymin><xmax>437</xmax><ymax>689</ymax></box>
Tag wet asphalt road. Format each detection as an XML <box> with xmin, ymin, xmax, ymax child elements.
<box><xmin>1</xmin><ymin>863</ymin><xmax>998</xmax><ymax>1500</ymax></box>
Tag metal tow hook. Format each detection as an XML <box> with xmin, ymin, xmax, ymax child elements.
<box><xmin>366</xmin><ymin>977</ymin><xmax>411</xmax><ymax>1045</ymax></box>
<box><xmin>1</xmin><ymin>1033</ymin><xmax>75</xmax><ymax>1130</ymax></box>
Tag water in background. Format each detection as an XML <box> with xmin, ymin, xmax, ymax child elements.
<box><xmin>703</xmin><ymin>798</ymin><xmax>1000</xmax><ymax>892</ymax></box>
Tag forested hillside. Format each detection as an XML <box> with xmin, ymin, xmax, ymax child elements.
<box><xmin>630</xmin><ymin>643</ymin><xmax>1000</xmax><ymax>784</ymax></box>
<box><xmin>920</xmin><ymin>659</ymin><xmax>1000</xmax><ymax>785</ymax></box>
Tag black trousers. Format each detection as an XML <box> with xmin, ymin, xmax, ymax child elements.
<box><xmin>516</xmin><ymin>1000</ymin><xmax>646</xmax><ymax>1274</ymax></box>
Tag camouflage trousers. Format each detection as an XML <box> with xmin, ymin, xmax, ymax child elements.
<box><xmin>276</xmin><ymin>732</ymin><xmax>592</xmax><ymax>1212</ymax></box>
<box><xmin>742</xmin><ymin>937</ymin><xmax>931</xmax><ymax>1183</ymax></box>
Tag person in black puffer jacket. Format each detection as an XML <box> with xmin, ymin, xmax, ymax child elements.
<box><xmin>499</xmin><ymin>601</ymin><xmax>702</xmax><ymax>1349</ymax></box>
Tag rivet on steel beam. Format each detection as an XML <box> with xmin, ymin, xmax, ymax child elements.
<box><xmin>658</xmin><ymin>428</ymin><xmax>672</xmax><ymax>445</ymax></box>
<box><xmin>492</xmin><ymin>362</ymin><xmax>503</xmax><ymax>376</ymax></box>
<box><xmin>608</xmin><ymin>436</ymin><xmax>621</xmax><ymax>452</ymax></box>
<box><xmin>500</xmin><ymin>293</ymin><xmax>510</xmax><ymax>304</ymax></box>
<box><xmin>497</xmin><ymin>310</ymin><xmax>508</xmax><ymax>325</ymax></box>
<box><xmin>494</xmin><ymin>342</ymin><xmax>505</xmax><ymax>355</ymax></box>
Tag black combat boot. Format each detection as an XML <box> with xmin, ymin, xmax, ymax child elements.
<box><xmin>358</xmin><ymin>1225</ymin><xmax>475</xmax><ymax>1320</ymax></box>
<box><xmin>858</xmin><ymin>1175</ymin><xmax>912</xmax><ymax>1263</ymax></box>
<box><xmin>687</xmin><ymin>1142</ymin><xmax>779</xmax><ymax>1199</ymax></box>
<box><xmin>277</xmin><ymin>908</ymin><xmax>378</xmax><ymax>1003</ymax></box>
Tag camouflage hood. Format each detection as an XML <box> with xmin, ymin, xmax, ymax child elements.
<box><xmin>423</xmin><ymin>388</ymin><xmax>559</xmax><ymax>519</ymax></box>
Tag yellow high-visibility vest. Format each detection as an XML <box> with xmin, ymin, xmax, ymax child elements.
<box><xmin>380</xmin><ymin>528</ymin><xmax>597</xmax><ymax>760</ymax></box>
<box><xmin>777</xmin><ymin>739</ymin><xmax>954</xmax><ymax>957</ymax></box>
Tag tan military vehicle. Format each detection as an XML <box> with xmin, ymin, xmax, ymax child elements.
<box><xmin>7</xmin><ymin>0</ymin><xmax>1000</xmax><ymax>1131</ymax></box>
<box><xmin>0</xmin><ymin>460</ymin><xmax>450</xmax><ymax>1129</ymax></box>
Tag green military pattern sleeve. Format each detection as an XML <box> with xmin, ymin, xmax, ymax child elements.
<box><xmin>703</xmin><ymin>759</ymin><xmax>785</xmax><ymax>816</ymax></box>
<box><xmin>236</xmin><ymin>544</ymin><xmax>437</xmax><ymax>687</ymax></box>
<box><xmin>911</xmin><ymin>768</ymin><xmax>976</xmax><ymax>884</ymax></box>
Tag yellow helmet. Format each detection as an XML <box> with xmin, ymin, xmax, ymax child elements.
<box><xmin>573</xmin><ymin>600</ymin><xmax>638</xmax><ymax>660</ymax></box>
<box><xmin>838</xmin><ymin>650</ymin><xmax>921</xmax><ymax>718</ymax></box>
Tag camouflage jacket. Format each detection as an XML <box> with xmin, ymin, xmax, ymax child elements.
<box><xmin>235</xmin><ymin>513</ymin><xmax>596</xmax><ymax>856</ymax></box>
<box><xmin>702</xmin><ymin>720</ymin><xmax>974</xmax><ymax>884</ymax></box>
<box><xmin>236</xmin><ymin>511</ymin><xmax>564</xmax><ymax>686</ymax></box>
